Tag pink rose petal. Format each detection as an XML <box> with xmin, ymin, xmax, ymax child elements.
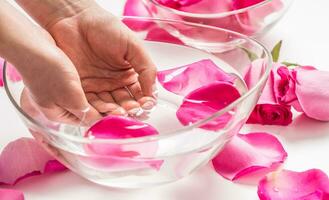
<box><xmin>245</xmin><ymin>61</ymin><xmax>293</xmax><ymax>126</ymax></box>
<box><xmin>157</xmin><ymin>59</ymin><xmax>235</xmax><ymax>96</ymax></box>
<box><xmin>233</xmin><ymin>0</ymin><xmax>283</xmax><ymax>35</ymax></box>
<box><xmin>293</xmin><ymin>68</ymin><xmax>329</xmax><ymax>121</ymax></box>
<box><xmin>146</xmin><ymin>27</ymin><xmax>184</xmax><ymax>44</ymax></box>
<box><xmin>156</xmin><ymin>0</ymin><xmax>203</xmax><ymax>9</ymax></box>
<box><xmin>232</xmin><ymin>0</ymin><xmax>265</xmax><ymax>9</ymax></box>
<box><xmin>0</xmin><ymin>138</ymin><xmax>66</xmax><ymax>185</ymax></box>
<box><xmin>84</xmin><ymin>115</ymin><xmax>162</xmax><ymax>171</ymax></box>
<box><xmin>258</xmin><ymin>169</ymin><xmax>329</xmax><ymax>200</ymax></box>
<box><xmin>176</xmin><ymin>82</ymin><xmax>241</xmax><ymax>130</ymax></box>
<box><xmin>0</xmin><ymin>59</ymin><xmax>22</xmax><ymax>87</ymax></box>
<box><xmin>122</xmin><ymin>0</ymin><xmax>155</xmax><ymax>31</ymax></box>
<box><xmin>0</xmin><ymin>189</ymin><xmax>24</xmax><ymax>200</ymax></box>
<box><xmin>212</xmin><ymin>132</ymin><xmax>287</xmax><ymax>182</ymax></box>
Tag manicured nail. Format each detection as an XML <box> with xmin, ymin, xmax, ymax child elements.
<box><xmin>111</xmin><ymin>107</ymin><xmax>127</xmax><ymax>116</ymax></box>
<box><xmin>152</xmin><ymin>84</ymin><xmax>158</xmax><ymax>98</ymax></box>
<box><xmin>128</xmin><ymin>107</ymin><xmax>144</xmax><ymax>116</ymax></box>
<box><xmin>142</xmin><ymin>100</ymin><xmax>155</xmax><ymax>110</ymax></box>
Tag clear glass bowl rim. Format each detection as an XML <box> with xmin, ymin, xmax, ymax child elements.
<box><xmin>145</xmin><ymin>0</ymin><xmax>286</xmax><ymax>18</ymax></box>
<box><xmin>2</xmin><ymin>16</ymin><xmax>273</xmax><ymax>144</ymax></box>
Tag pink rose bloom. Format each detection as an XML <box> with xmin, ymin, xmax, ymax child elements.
<box><xmin>292</xmin><ymin>67</ymin><xmax>329</xmax><ymax>121</ymax></box>
<box><xmin>245</xmin><ymin>61</ymin><xmax>293</xmax><ymax>126</ymax></box>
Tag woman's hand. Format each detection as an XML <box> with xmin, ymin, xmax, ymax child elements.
<box><xmin>47</xmin><ymin>5</ymin><xmax>157</xmax><ymax>116</ymax></box>
<box><xmin>17</xmin><ymin>0</ymin><xmax>158</xmax><ymax>116</ymax></box>
<box><xmin>0</xmin><ymin>1</ymin><xmax>101</xmax><ymax>124</ymax></box>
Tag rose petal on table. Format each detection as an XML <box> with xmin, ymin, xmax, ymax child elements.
<box><xmin>122</xmin><ymin>0</ymin><xmax>155</xmax><ymax>31</ymax></box>
<box><xmin>293</xmin><ymin>68</ymin><xmax>329</xmax><ymax>121</ymax></box>
<box><xmin>0</xmin><ymin>59</ymin><xmax>21</xmax><ymax>87</ymax></box>
<box><xmin>212</xmin><ymin>132</ymin><xmax>287</xmax><ymax>182</ymax></box>
<box><xmin>258</xmin><ymin>169</ymin><xmax>329</xmax><ymax>200</ymax></box>
<box><xmin>85</xmin><ymin>115</ymin><xmax>162</xmax><ymax>171</ymax></box>
<box><xmin>146</xmin><ymin>27</ymin><xmax>184</xmax><ymax>44</ymax></box>
<box><xmin>245</xmin><ymin>62</ymin><xmax>293</xmax><ymax>126</ymax></box>
<box><xmin>158</xmin><ymin>59</ymin><xmax>235</xmax><ymax>96</ymax></box>
<box><xmin>0</xmin><ymin>189</ymin><xmax>24</xmax><ymax>200</ymax></box>
<box><xmin>0</xmin><ymin>138</ymin><xmax>66</xmax><ymax>185</ymax></box>
<box><xmin>176</xmin><ymin>82</ymin><xmax>241</xmax><ymax>130</ymax></box>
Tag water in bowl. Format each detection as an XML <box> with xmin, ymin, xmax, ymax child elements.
<box><xmin>24</xmin><ymin>41</ymin><xmax>249</xmax><ymax>188</ymax></box>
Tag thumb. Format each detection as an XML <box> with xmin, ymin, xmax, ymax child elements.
<box><xmin>60</xmin><ymin>81</ymin><xmax>102</xmax><ymax>125</ymax></box>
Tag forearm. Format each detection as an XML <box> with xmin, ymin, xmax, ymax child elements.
<box><xmin>0</xmin><ymin>1</ymin><xmax>58</xmax><ymax>79</ymax></box>
<box><xmin>16</xmin><ymin>0</ymin><xmax>97</xmax><ymax>29</ymax></box>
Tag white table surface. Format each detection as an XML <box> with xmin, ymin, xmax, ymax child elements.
<box><xmin>1</xmin><ymin>0</ymin><xmax>329</xmax><ymax>199</ymax></box>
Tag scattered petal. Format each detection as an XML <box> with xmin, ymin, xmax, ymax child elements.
<box><xmin>258</xmin><ymin>169</ymin><xmax>329</xmax><ymax>200</ymax></box>
<box><xmin>146</xmin><ymin>27</ymin><xmax>184</xmax><ymax>44</ymax></box>
<box><xmin>0</xmin><ymin>138</ymin><xmax>66</xmax><ymax>185</ymax></box>
<box><xmin>84</xmin><ymin>115</ymin><xmax>162</xmax><ymax>171</ymax></box>
<box><xmin>157</xmin><ymin>59</ymin><xmax>235</xmax><ymax>96</ymax></box>
<box><xmin>212</xmin><ymin>132</ymin><xmax>287</xmax><ymax>182</ymax></box>
<box><xmin>293</xmin><ymin>68</ymin><xmax>329</xmax><ymax>121</ymax></box>
<box><xmin>0</xmin><ymin>189</ymin><xmax>24</xmax><ymax>200</ymax></box>
<box><xmin>122</xmin><ymin>0</ymin><xmax>155</xmax><ymax>31</ymax></box>
<box><xmin>176</xmin><ymin>82</ymin><xmax>241</xmax><ymax>130</ymax></box>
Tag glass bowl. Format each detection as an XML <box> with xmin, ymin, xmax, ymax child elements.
<box><xmin>142</xmin><ymin>0</ymin><xmax>294</xmax><ymax>37</ymax></box>
<box><xmin>3</xmin><ymin>17</ymin><xmax>272</xmax><ymax>188</ymax></box>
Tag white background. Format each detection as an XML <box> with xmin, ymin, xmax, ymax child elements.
<box><xmin>1</xmin><ymin>0</ymin><xmax>329</xmax><ymax>199</ymax></box>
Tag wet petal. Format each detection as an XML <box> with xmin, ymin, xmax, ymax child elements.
<box><xmin>176</xmin><ymin>82</ymin><xmax>241</xmax><ymax>130</ymax></box>
<box><xmin>0</xmin><ymin>189</ymin><xmax>24</xmax><ymax>200</ymax></box>
<box><xmin>85</xmin><ymin>115</ymin><xmax>162</xmax><ymax>171</ymax></box>
<box><xmin>158</xmin><ymin>59</ymin><xmax>235</xmax><ymax>96</ymax></box>
<box><xmin>0</xmin><ymin>138</ymin><xmax>66</xmax><ymax>185</ymax></box>
<box><xmin>258</xmin><ymin>169</ymin><xmax>329</xmax><ymax>200</ymax></box>
<box><xmin>122</xmin><ymin>0</ymin><xmax>155</xmax><ymax>31</ymax></box>
<box><xmin>212</xmin><ymin>132</ymin><xmax>287</xmax><ymax>182</ymax></box>
<box><xmin>146</xmin><ymin>27</ymin><xmax>184</xmax><ymax>44</ymax></box>
<box><xmin>294</xmin><ymin>68</ymin><xmax>329</xmax><ymax>121</ymax></box>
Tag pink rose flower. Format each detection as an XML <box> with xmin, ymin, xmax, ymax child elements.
<box><xmin>245</xmin><ymin>61</ymin><xmax>293</xmax><ymax>126</ymax></box>
<box><xmin>0</xmin><ymin>59</ymin><xmax>22</xmax><ymax>87</ymax></box>
<box><xmin>155</xmin><ymin>0</ymin><xmax>203</xmax><ymax>9</ymax></box>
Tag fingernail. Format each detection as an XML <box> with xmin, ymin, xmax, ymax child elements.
<box><xmin>128</xmin><ymin>107</ymin><xmax>144</xmax><ymax>117</ymax></box>
<box><xmin>142</xmin><ymin>100</ymin><xmax>155</xmax><ymax>110</ymax></box>
<box><xmin>152</xmin><ymin>84</ymin><xmax>158</xmax><ymax>98</ymax></box>
<box><xmin>111</xmin><ymin>107</ymin><xmax>127</xmax><ymax>116</ymax></box>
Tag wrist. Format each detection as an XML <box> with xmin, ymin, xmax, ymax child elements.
<box><xmin>16</xmin><ymin>0</ymin><xmax>98</xmax><ymax>29</ymax></box>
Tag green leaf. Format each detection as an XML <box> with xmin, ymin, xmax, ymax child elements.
<box><xmin>271</xmin><ymin>40</ymin><xmax>282</xmax><ymax>62</ymax></box>
<box><xmin>281</xmin><ymin>61</ymin><xmax>300</xmax><ymax>67</ymax></box>
<box><xmin>239</xmin><ymin>46</ymin><xmax>259</xmax><ymax>61</ymax></box>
